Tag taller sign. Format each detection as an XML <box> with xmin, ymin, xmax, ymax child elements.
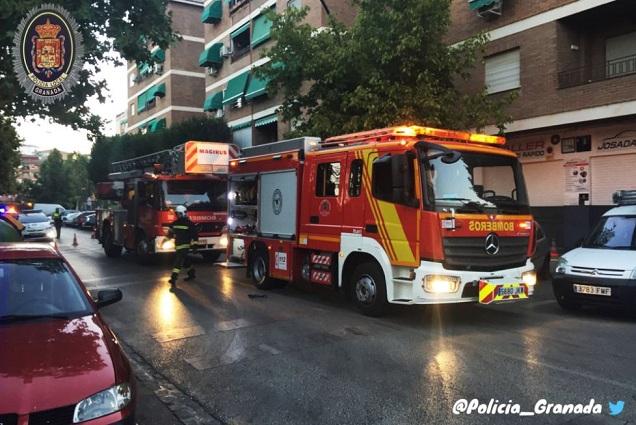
<box><xmin>12</xmin><ymin>4</ymin><xmax>83</xmax><ymax>104</ymax></box>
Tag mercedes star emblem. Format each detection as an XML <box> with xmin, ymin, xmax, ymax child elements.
<box><xmin>485</xmin><ymin>233</ymin><xmax>500</xmax><ymax>256</ymax></box>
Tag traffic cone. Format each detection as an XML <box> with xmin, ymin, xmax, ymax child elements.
<box><xmin>72</xmin><ymin>233</ymin><xmax>78</xmax><ymax>247</ymax></box>
<box><xmin>91</xmin><ymin>228</ymin><xmax>96</xmax><ymax>239</ymax></box>
<box><xmin>550</xmin><ymin>239</ymin><xmax>559</xmax><ymax>259</ymax></box>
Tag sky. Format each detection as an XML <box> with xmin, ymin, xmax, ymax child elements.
<box><xmin>16</xmin><ymin>54</ymin><xmax>127</xmax><ymax>156</ymax></box>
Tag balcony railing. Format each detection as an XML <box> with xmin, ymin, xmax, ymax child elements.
<box><xmin>558</xmin><ymin>54</ymin><xmax>636</xmax><ymax>89</ymax></box>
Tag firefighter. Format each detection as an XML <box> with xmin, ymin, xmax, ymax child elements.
<box><xmin>52</xmin><ymin>208</ymin><xmax>63</xmax><ymax>240</ymax></box>
<box><xmin>168</xmin><ymin>205</ymin><xmax>198</xmax><ymax>288</ymax></box>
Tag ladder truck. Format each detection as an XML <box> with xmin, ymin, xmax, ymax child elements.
<box><xmin>95</xmin><ymin>141</ymin><xmax>237</xmax><ymax>263</ymax></box>
<box><xmin>227</xmin><ymin>126</ymin><xmax>537</xmax><ymax>316</ymax></box>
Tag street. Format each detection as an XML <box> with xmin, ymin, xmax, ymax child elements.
<box><xmin>58</xmin><ymin>229</ymin><xmax>636</xmax><ymax>425</ymax></box>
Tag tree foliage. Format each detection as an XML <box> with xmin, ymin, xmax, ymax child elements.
<box><xmin>0</xmin><ymin>0</ymin><xmax>177</xmax><ymax>135</ymax></box>
<box><xmin>259</xmin><ymin>0</ymin><xmax>513</xmax><ymax>138</ymax></box>
<box><xmin>88</xmin><ymin>117</ymin><xmax>232</xmax><ymax>184</ymax></box>
<box><xmin>0</xmin><ymin>117</ymin><xmax>21</xmax><ymax>195</ymax></box>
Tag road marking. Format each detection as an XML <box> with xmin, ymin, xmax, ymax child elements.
<box><xmin>153</xmin><ymin>325</ymin><xmax>205</xmax><ymax>343</ymax></box>
<box><xmin>214</xmin><ymin>318</ymin><xmax>253</xmax><ymax>332</ymax></box>
<box><xmin>258</xmin><ymin>344</ymin><xmax>282</xmax><ymax>355</ymax></box>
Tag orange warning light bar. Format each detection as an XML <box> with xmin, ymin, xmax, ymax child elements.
<box><xmin>323</xmin><ymin>125</ymin><xmax>506</xmax><ymax>146</ymax></box>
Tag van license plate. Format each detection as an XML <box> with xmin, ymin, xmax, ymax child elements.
<box><xmin>573</xmin><ymin>284</ymin><xmax>611</xmax><ymax>296</ymax></box>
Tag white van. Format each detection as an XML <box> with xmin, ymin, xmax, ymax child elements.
<box><xmin>33</xmin><ymin>203</ymin><xmax>66</xmax><ymax>217</ymax></box>
<box><xmin>552</xmin><ymin>190</ymin><xmax>636</xmax><ymax>310</ymax></box>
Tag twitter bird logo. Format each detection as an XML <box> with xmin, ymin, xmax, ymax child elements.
<box><xmin>609</xmin><ymin>401</ymin><xmax>625</xmax><ymax>416</ymax></box>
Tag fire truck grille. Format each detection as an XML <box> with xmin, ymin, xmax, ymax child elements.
<box><xmin>443</xmin><ymin>237</ymin><xmax>529</xmax><ymax>272</ymax></box>
<box><xmin>197</xmin><ymin>222</ymin><xmax>224</xmax><ymax>235</ymax></box>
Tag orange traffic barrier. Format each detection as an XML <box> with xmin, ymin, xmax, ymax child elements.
<box><xmin>72</xmin><ymin>233</ymin><xmax>78</xmax><ymax>247</ymax></box>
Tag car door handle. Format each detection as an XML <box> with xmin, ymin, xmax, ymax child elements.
<box><xmin>365</xmin><ymin>224</ymin><xmax>378</xmax><ymax>233</ymax></box>
<box><xmin>310</xmin><ymin>215</ymin><xmax>319</xmax><ymax>224</ymax></box>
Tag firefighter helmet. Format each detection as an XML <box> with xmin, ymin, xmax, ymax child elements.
<box><xmin>175</xmin><ymin>205</ymin><xmax>187</xmax><ymax>218</ymax></box>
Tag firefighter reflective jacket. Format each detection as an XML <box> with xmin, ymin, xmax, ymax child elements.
<box><xmin>169</xmin><ymin>216</ymin><xmax>198</xmax><ymax>250</ymax></box>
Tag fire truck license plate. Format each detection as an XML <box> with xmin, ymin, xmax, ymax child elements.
<box><xmin>497</xmin><ymin>286</ymin><xmax>525</xmax><ymax>297</ymax></box>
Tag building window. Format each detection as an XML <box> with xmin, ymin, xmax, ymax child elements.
<box><xmin>348</xmin><ymin>159</ymin><xmax>363</xmax><ymax>197</ymax></box>
<box><xmin>316</xmin><ymin>162</ymin><xmax>341</xmax><ymax>197</ymax></box>
<box><xmin>232</xmin><ymin>126</ymin><xmax>252</xmax><ymax>148</ymax></box>
<box><xmin>129</xmin><ymin>73</ymin><xmax>136</xmax><ymax>87</ymax></box>
<box><xmin>485</xmin><ymin>49</ymin><xmax>520</xmax><ymax>94</ymax></box>
<box><xmin>231</xmin><ymin>24</ymin><xmax>251</xmax><ymax>60</ymax></box>
<box><xmin>229</xmin><ymin>0</ymin><xmax>250</xmax><ymax>14</ymax></box>
<box><xmin>606</xmin><ymin>31</ymin><xmax>636</xmax><ymax>78</ymax></box>
<box><xmin>130</xmin><ymin>103</ymin><xmax>135</xmax><ymax>116</ymax></box>
<box><xmin>287</xmin><ymin>0</ymin><xmax>301</xmax><ymax>9</ymax></box>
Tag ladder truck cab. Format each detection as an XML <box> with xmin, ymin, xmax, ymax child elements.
<box><xmin>95</xmin><ymin>141</ymin><xmax>238</xmax><ymax>263</ymax></box>
<box><xmin>227</xmin><ymin>126</ymin><xmax>537</xmax><ymax>316</ymax></box>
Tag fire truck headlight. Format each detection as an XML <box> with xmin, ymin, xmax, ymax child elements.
<box><xmin>219</xmin><ymin>235</ymin><xmax>229</xmax><ymax>248</ymax></box>
<box><xmin>522</xmin><ymin>271</ymin><xmax>537</xmax><ymax>286</ymax></box>
<box><xmin>423</xmin><ymin>275</ymin><xmax>460</xmax><ymax>294</ymax></box>
<box><xmin>161</xmin><ymin>238</ymin><xmax>175</xmax><ymax>251</ymax></box>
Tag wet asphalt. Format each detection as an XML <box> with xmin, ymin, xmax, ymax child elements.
<box><xmin>58</xmin><ymin>229</ymin><xmax>636</xmax><ymax>425</ymax></box>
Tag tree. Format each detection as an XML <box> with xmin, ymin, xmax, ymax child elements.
<box><xmin>65</xmin><ymin>154</ymin><xmax>94</xmax><ymax>209</ymax></box>
<box><xmin>258</xmin><ymin>0</ymin><xmax>513</xmax><ymax>139</ymax></box>
<box><xmin>88</xmin><ymin>116</ymin><xmax>232</xmax><ymax>183</ymax></box>
<box><xmin>33</xmin><ymin>150</ymin><xmax>68</xmax><ymax>204</ymax></box>
<box><xmin>0</xmin><ymin>1</ymin><xmax>177</xmax><ymax>136</ymax></box>
<box><xmin>0</xmin><ymin>118</ymin><xmax>21</xmax><ymax>194</ymax></box>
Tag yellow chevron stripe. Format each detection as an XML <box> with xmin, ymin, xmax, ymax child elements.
<box><xmin>479</xmin><ymin>283</ymin><xmax>495</xmax><ymax>301</ymax></box>
<box><xmin>375</xmin><ymin>200</ymin><xmax>416</xmax><ymax>263</ymax></box>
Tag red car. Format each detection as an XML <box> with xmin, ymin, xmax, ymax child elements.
<box><xmin>0</xmin><ymin>243</ymin><xmax>135</xmax><ymax>424</ymax></box>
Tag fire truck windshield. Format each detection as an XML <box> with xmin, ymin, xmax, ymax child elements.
<box><xmin>162</xmin><ymin>180</ymin><xmax>227</xmax><ymax>212</ymax></box>
<box><xmin>422</xmin><ymin>151</ymin><xmax>529</xmax><ymax>214</ymax></box>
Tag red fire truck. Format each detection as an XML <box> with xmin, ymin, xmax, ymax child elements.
<box><xmin>96</xmin><ymin>141</ymin><xmax>237</xmax><ymax>263</ymax></box>
<box><xmin>227</xmin><ymin>126</ymin><xmax>537</xmax><ymax>316</ymax></box>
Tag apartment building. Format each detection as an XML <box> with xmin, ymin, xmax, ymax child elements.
<box><xmin>200</xmin><ymin>0</ymin><xmax>356</xmax><ymax>147</ymax></box>
<box><xmin>450</xmin><ymin>0</ymin><xmax>636</xmax><ymax>248</ymax></box>
<box><xmin>125</xmin><ymin>0</ymin><xmax>207</xmax><ymax>134</ymax></box>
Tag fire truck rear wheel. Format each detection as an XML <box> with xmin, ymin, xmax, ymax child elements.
<box><xmin>251</xmin><ymin>249</ymin><xmax>273</xmax><ymax>290</ymax></box>
<box><xmin>351</xmin><ymin>262</ymin><xmax>388</xmax><ymax>317</ymax></box>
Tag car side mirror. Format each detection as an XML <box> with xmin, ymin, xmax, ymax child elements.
<box><xmin>95</xmin><ymin>289</ymin><xmax>123</xmax><ymax>309</ymax></box>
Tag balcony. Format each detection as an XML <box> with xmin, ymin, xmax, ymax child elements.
<box><xmin>558</xmin><ymin>54</ymin><xmax>636</xmax><ymax>89</ymax></box>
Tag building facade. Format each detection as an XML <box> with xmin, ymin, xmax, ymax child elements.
<box><xmin>125</xmin><ymin>0</ymin><xmax>207</xmax><ymax>134</ymax></box>
<box><xmin>200</xmin><ymin>0</ymin><xmax>356</xmax><ymax>147</ymax></box>
<box><xmin>449</xmin><ymin>0</ymin><xmax>636</xmax><ymax>248</ymax></box>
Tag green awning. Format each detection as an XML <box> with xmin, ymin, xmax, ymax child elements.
<box><xmin>201</xmin><ymin>0</ymin><xmax>222</xmax><ymax>23</ymax></box>
<box><xmin>204</xmin><ymin>91</ymin><xmax>223</xmax><ymax>111</ymax></box>
<box><xmin>231</xmin><ymin>121</ymin><xmax>251</xmax><ymax>131</ymax></box>
<box><xmin>137</xmin><ymin>90</ymin><xmax>149</xmax><ymax>112</ymax></box>
<box><xmin>151</xmin><ymin>83</ymin><xmax>166</xmax><ymax>98</ymax></box>
<box><xmin>469</xmin><ymin>0</ymin><xmax>497</xmax><ymax>10</ymax></box>
<box><xmin>251</xmin><ymin>12</ymin><xmax>273</xmax><ymax>47</ymax></box>
<box><xmin>254</xmin><ymin>114</ymin><xmax>277</xmax><ymax>128</ymax></box>
<box><xmin>245</xmin><ymin>73</ymin><xmax>269</xmax><ymax>100</ymax></box>
<box><xmin>149</xmin><ymin>118</ymin><xmax>167</xmax><ymax>133</ymax></box>
<box><xmin>222</xmin><ymin>71</ymin><xmax>250</xmax><ymax>105</ymax></box>
<box><xmin>137</xmin><ymin>62</ymin><xmax>152</xmax><ymax>76</ymax></box>
<box><xmin>230</xmin><ymin>23</ymin><xmax>250</xmax><ymax>39</ymax></box>
<box><xmin>199</xmin><ymin>43</ymin><xmax>223</xmax><ymax>67</ymax></box>
<box><xmin>151</xmin><ymin>48</ymin><xmax>165</xmax><ymax>63</ymax></box>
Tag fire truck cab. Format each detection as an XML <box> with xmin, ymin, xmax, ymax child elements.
<box><xmin>228</xmin><ymin>126</ymin><xmax>537</xmax><ymax>316</ymax></box>
<box><xmin>96</xmin><ymin>142</ymin><xmax>236</xmax><ymax>263</ymax></box>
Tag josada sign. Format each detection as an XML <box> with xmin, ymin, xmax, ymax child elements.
<box><xmin>12</xmin><ymin>4</ymin><xmax>83</xmax><ymax>104</ymax></box>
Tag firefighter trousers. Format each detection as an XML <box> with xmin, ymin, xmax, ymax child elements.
<box><xmin>170</xmin><ymin>248</ymin><xmax>195</xmax><ymax>283</ymax></box>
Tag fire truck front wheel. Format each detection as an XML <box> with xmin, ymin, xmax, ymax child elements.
<box><xmin>250</xmin><ymin>249</ymin><xmax>274</xmax><ymax>290</ymax></box>
<box><xmin>351</xmin><ymin>262</ymin><xmax>388</xmax><ymax>317</ymax></box>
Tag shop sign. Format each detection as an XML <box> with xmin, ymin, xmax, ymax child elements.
<box><xmin>507</xmin><ymin>140</ymin><xmax>548</xmax><ymax>160</ymax></box>
<box><xmin>564</xmin><ymin>160</ymin><xmax>590</xmax><ymax>205</ymax></box>
<box><xmin>596</xmin><ymin>130</ymin><xmax>636</xmax><ymax>152</ymax></box>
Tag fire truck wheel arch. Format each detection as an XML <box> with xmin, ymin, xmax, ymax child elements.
<box><xmin>339</xmin><ymin>234</ymin><xmax>395</xmax><ymax>299</ymax></box>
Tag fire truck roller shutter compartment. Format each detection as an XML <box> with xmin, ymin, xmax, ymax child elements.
<box><xmin>259</xmin><ymin>170</ymin><xmax>297</xmax><ymax>239</ymax></box>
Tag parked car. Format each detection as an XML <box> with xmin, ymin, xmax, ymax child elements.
<box><xmin>83</xmin><ymin>213</ymin><xmax>96</xmax><ymax>229</ymax></box>
<box><xmin>33</xmin><ymin>203</ymin><xmax>66</xmax><ymax>218</ymax></box>
<box><xmin>531</xmin><ymin>221</ymin><xmax>551</xmax><ymax>278</ymax></box>
<box><xmin>553</xmin><ymin>190</ymin><xmax>636</xmax><ymax>310</ymax></box>
<box><xmin>64</xmin><ymin>211</ymin><xmax>82</xmax><ymax>226</ymax></box>
<box><xmin>71</xmin><ymin>211</ymin><xmax>95</xmax><ymax>228</ymax></box>
<box><xmin>61</xmin><ymin>209</ymin><xmax>79</xmax><ymax>224</ymax></box>
<box><xmin>0</xmin><ymin>243</ymin><xmax>136</xmax><ymax>423</ymax></box>
<box><xmin>18</xmin><ymin>210</ymin><xmax>56</xmax><ymax>241</ymax></box>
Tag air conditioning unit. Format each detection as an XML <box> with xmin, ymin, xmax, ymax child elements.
<box><xmin>221</xmin><ymin>45</ymin><xmax>233</xmax><ymax>58</ymax></box>
<box><xmin>207</xmin><ymin>66</ymin><xmax>219</xmax><ymax>76</ymax></box>
<box><xmin>233</xmin><ymin>98</ymin><xmax>243</xmax><ymax>109</ymax></box>
<box><xmin>472</xmin><ymin>0</ymin><xmax>502</xmax><ymax>18</ymax></box>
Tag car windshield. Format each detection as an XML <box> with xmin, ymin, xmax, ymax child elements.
<box><xmin>420</xmin><ymin>149</ymin><xmax>529</xmax><ymax>214</ymax></box>
<box><xmin>583</xmin><ymin>215</ymin><xmax>636</xmax><ymax>250</ymax></box>
<box><xmin>18</xmin><ymin>212</ymin><xmax>49</xmax><ymax>224</ymax></box>
<box><xmin>162</xmin><ymin>180</ymin><xmax>227</xmax><ymax>212</ymax></box>
<box><xmin>0</xmin><ymin>259</ymin><xmax>92</xmax><ymax>321</ymax></box>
